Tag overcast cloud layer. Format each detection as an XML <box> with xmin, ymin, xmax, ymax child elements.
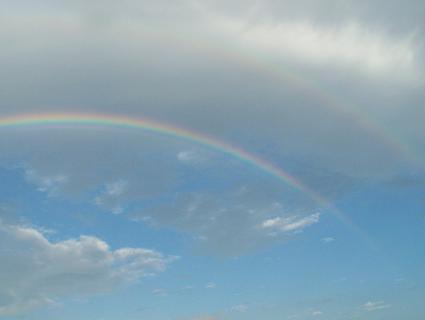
<box><xmin>0</xmin><ymin>1</ymin><xmax>424</xmax><ymax>314</ymax></box>
<box><xmin>0</xmin><ymin>0</ymin><xmax>424</xmax><ymax>250</ymax></box>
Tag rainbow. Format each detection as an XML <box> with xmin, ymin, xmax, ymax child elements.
<box><xmin>190</xmin><ymin>33</ymin><xmax>422</xmax><ymax>168</ymax></box>
<box><xmin>229</xmin><ymin>45</ymin><xmax>423</xmax><ymax>168</ymax></box>
<box><xmin>0</xmin><ymin>112</ymin><xmax>331</xmax><ymax>204</ymax></box>
<box><xmin>0</xmin><ymin>112</ymin><xmax>373</xmax><ymax>242</ymax></box>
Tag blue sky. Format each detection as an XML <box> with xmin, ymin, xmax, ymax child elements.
<box><xmin>0</xmin><ymin>1</ymin><xmax>424</xmax><ymax>319</ymax></box>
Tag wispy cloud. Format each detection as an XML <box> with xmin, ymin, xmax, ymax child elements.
<box><xmin>177</xmin><ymin>149</ymin><xmax>210</xmax><ymax>165</ymax></box>
<box><xmin>94</xmin><ymin>179</ymin><xmax>128</xmax><ymax>214</ymax></box>
<box><xmin>105</xmin><ymin>179</ymin><xmax>128</xmax><ymax>196</ymax></box>
<box><xmin>230</xmin><ymin>304</ymin><xmax>248</xmax><ymax>312</ymax></box>
<box><xmin>206</xmin><ymin>282</ymin><xmax>217</xmax><ymax>289</ymax></box>
<box><xmin>361</xmin><ymin>301</ymin><xmax>391</xmax><ymax>311</ymax></box>
<box><xmin>261</xmin><ymin>213</ymin><xmax>320</xmax><ymax>233</ymax></box>
<box><xmin>321</xmin><ymin>237</ymin><xmax>335</xmax><ymax>243</ymax></box>
<box><xmin>312</xmin><ymin>310</ymin><xmax>323</xmax><ymax>316</ymax></box>
<box><xmin>25</xmin><ymin>169</ymin><xmax>68</xmax><ymax>197</ymax></box>
<box><xmin>152</xmin><ymin>288</ymin><xmax>168</xmax><ymax>297</ymax></box>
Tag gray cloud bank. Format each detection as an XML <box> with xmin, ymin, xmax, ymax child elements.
<box><xmin>0</xmin><ymin>0</ymin><xmax>424</xmax><ymax>254</ymax></box>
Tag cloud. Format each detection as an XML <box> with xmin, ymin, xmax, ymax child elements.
<box><xmin>105</xmin><ymin>179</ymin><xmax>128</xmax><ymax>196</ymax></box>
<box><xmin>136</xmin><ymin>187</ymin><xmax>323</xmax><ymax>255</ymax></box>
<box><xmin>202</xmin><ymin>0</ymin><xmax>425</xmax><ymax>35</ymax></box>
<box><xmin>25</xmin><ymin>169</ymin><xmax>68</xmax><ymax>197</ymax></box>
<box><xmin>0</xmin><ymin>0</ymin><xmax>423</xmax><ymax>257</ymax></box>
<box><xmin>214</xmin><ymin>18</ymin><xmax>418</xmax><ymax>81</ymax></box>
<box><xmin>230</xmin><ymin>304</ymin><xmax>248</xmax><ymax>312</ymax></box>
<box><xmin>2</xmin><ymin>134</ymin><xmax>329</xmax><ymax>256</ymax></box>
<box><xmin>0</xmin><ymin>2</ymin><xmax>423</xmax><ymax>318</ymax></box>
<box><xmin>261</xmin><ymin>213</ymin><xmax>320</xmax><ymax>234</ymax></box>
<box><xmin>94</xmin><ymin>179</ymin><xmax>128</xmax><ymax>214</ymax></box>
<box><xmin>205</xmin><ymin>282</ymin><xmax>217</xmax><ymax>289</ymax></box>
<box><xmin>0</xmin><ymin>0</ymin><xmax>422</xmax><ymax>167</ymax></box>
<box><xmin>0</xmin><ymin>220</ymin><xmax>176</xmax><ymax>316</ymax></box>
<box><xmin>361</xmin><ymin>301</ymin><xmax>391</xmax><ymax>311</ymax></box>
<box><xmin>321</xmin><ymin>237</ymin><xmax>335</xmax><ymax>243</ymax></box>
<box><xmin>312</xmin><ymin>310</ymin><xmax>323</xmax><ymax>316</ymax></box>
<box><xmin>152</xmin><ymin>288</ymin><xmax>168</xmax><ymax>297</ymax></box>
<box><xmin>177</xmin><ymin>150</ymin><xmax>207</xmax><ymax>164</ymax></box>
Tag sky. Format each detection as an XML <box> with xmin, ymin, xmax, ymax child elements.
<box><xmin>0</xmin><ymin>0</ymin><xmax>424</xmax><ymax>319</ymax></box>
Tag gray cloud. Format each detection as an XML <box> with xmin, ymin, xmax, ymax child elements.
<box><xmin>0</xmin><ymin>0</ymin><xmax>423</xmax><ymax>256</ymax></box>
<box><xmin>132</xmin><ymin>183</ymin><xmax>324</xmax><ymax>255</ymax></box>
<box><xmin>202</xmin><ymin>0</ymin><xmax>425</xmax><ymax>33</ymax></box>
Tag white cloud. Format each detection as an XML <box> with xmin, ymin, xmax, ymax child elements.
<box><xmin>94</xmin><ymin>180</ymin><xmax>128</xmax><ymax>214</ymax></box>
<box><xmin>111</xmin><ymin>206</ymin><xmax>124</xmax><ymax>215</ymax></box>
<box><xmin>105</xmin><ymin>179</ymin><xmax>128</xmax><ymax>196</ymax></box>
<box><xmin>0</xmin><ymin>221</ymin><xmax>176</xmax><ymax>316</ymax></box>
<box><xmin>361</xmin><ymin>301</ymin><xmax>391</xmax><ymax>311</ymax></box>
<box><xmin>312</xmin><ymin>310</ymin><xmax>323</xmax><ymax>316</ymax></box>
<box><xmin>152</xmin><ymin>288</ymin><xmax>168</xmax><ymax>297</ymax></box>
<box><xmin>177</xmin><ymin>150</ymin><xmax>210</xmax><ymax>165</ymax></box>
<box><xmin>205</xmin><ymin>282</ymin><xmax>217</xmax><ymax>289</ymax></box>
<box><xmin>140</xmin><ymin>188</ymin><xmax>324</xmax><ymax>255</ymax></box>
<box><xmin>230</xmin><ymin>304</ymin><xmax>248</xmax><ymax>312</ymax></box>
<box><xmin>25</xmin><ymin>169</ymin><xmax>68</xmax><ymax>196</ymax></box>
<box><xmin>321</xmin><ymin>237</ymin><xmax>335</xmax><ymax>243</ymax></box>
<box><xmin>261</xmin><ymin>213</ymin><xmax>320</xmax><ymax>233</ymax></box>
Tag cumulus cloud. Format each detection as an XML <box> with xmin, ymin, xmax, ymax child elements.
<box><xmin>0</xmin><ymin>220</ymin><xmax>176</xmax><ymax>316</ymax></box>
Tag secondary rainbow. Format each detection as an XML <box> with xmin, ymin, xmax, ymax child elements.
<box><xmin>194</xmin><ymin>35</ymin><xmax>422</xmax><ymax>167</ymax></box>
<box><xmin>230</xmin><ymin>45</ymin><xmax>424</xmax><ymax>167</ymax></box>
